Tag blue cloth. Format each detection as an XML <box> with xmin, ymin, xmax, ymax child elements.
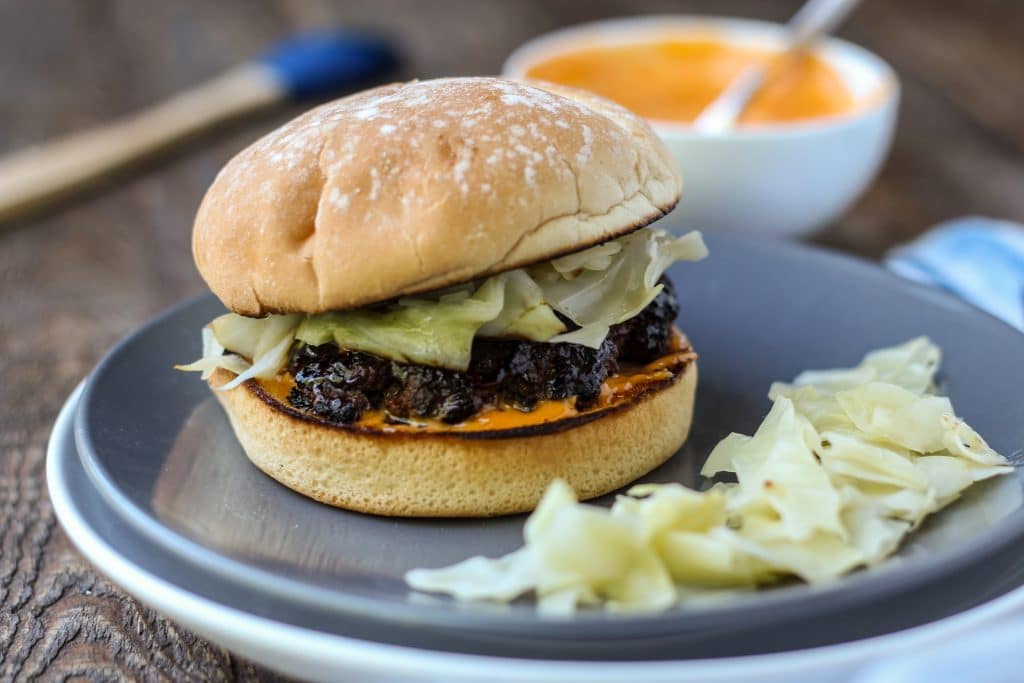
<box><xmin>885</xmin><ymin>217</ymin><xmax>1024</xmax><ymax>331</ymax></box>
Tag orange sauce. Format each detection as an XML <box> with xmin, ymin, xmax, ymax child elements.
<box><xmin>525</xmin><ymin>38</ymin><xmax>854</xmax><ymax>125</ymax></box>
<box><xmin>255</xmin><ymin>346</ymin><xmax>695</xmax><ymax>434</ymax></box>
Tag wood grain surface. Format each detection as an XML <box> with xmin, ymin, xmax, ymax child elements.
<box><xmin>1</xmin><ymin>0</ymin><xmax>1022</xmax><ymax>680</ymax></box>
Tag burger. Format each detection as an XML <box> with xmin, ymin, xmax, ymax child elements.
<box><xmin>179</xmin><ymin>77</ymin><xmax>706</xmax><ymax>517</ymax></box>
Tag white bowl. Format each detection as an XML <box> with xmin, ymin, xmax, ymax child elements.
<box><xmin>503</xmin><ymin>16</ymin><xmax>900</xmax><ymax>239</ymax></box>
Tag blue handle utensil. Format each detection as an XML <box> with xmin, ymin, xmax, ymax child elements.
<box><xmin>259</xmin><ymin>30</ymin><xmax>398</xmax><ymax>100</ymax></box>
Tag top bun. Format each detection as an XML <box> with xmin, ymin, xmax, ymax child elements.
<box><xmin>193</xmin><ymin>77</ymin><xmax>682</xmax><ymax>315</ymax></box>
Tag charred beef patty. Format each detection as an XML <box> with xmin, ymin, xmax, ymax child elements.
<box><xmin>287</xmin><ymin>278</ymin><xmax>680</xmax><ymax>425</ymax></box>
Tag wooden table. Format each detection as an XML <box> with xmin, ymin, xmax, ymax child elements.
<box><xmin>2</xmin><ymin>0</ymin><xmax>1022</xmax><ymax>679</ymax></box>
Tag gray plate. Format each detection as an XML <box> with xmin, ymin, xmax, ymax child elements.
<box><xmin>54</xmin><ymin>384</ymin><xmax>1024</xmax><ymax>662</ymax></box>
<box><xmin>74</xmin><ymin>232</ymin><xmax>1024</xmax><ymax>656</ymax></box>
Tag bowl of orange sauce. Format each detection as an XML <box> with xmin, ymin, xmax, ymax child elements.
<box><xmin>504</xmin><ymin>17</ymin><xmax>899</xmax><ymax>238</ymax></box>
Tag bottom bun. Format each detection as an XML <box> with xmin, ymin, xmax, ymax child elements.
<box><xmin>209</xmin><ymin>357</ymin><xmax>697</xmax><ymax>517</ymax></box>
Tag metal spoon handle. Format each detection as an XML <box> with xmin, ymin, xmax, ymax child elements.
<box><xmin>693</xmin><ymin>0</ymin><xmax>861</xmax><ymax>134</ymax></box>
<box><xmin>789</xmin><ymin>0</ymin><xmax>861</xmax><ymax>50</ymax></box>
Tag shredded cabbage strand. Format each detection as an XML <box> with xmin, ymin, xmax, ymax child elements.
<box><xmin>295</xmin><ymin>276</ymin><xmax>507</xmax><ymax>370</ymax></box>
<box><xmin>174</xmin><ymin>314</ymin><xmax>299</xmax><ymax>390</ymax></box>
<box><xmin>178</xmin><ymin>228</ymin><xmax>707</xmax><ymax>375</ymax></box>
<box><xmin>405</xmin><ymin>337</ymin><xmax>1013</xmax><ymax>613</ymax></box>
<box><xmin>531</xmin><ymin>229</ymin><xmax>707</xmax><ymax>347</ymax></box>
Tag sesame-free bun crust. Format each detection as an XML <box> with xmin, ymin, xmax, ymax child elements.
<box><xmin>208</xmin><ymin>359</ymin><xmax>696</xmax><ymax>517</ymax></box>
<box><xmin>194</xmin><ymin>77</ymin><xmax>682</xmax><ymax>315</ymax></box>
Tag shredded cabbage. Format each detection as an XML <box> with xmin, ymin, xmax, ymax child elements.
<box><xmin>178</xmin><ymin>228</ymin><xmax>707</xmax><ymax>373</ymax></box>
<box><xmin>836</xmin><ymin>383</ymin><xmax>953</xmax><ymax>453</ymax></box>
<box><xmin>704</xmin><ymin>398</ymin><xmax>845</xmax><ymax>543</ymax></box>
<box><xmin>532</xmin><ymin>229</ymin><xmax>708</xmax><ymax>347</ymax></box>
<box><xmin>476</xmin><ymin>271</ymin><xmax>566</xmax><ymax>342</ymax></box>
<box><xmin>175</xmin><ymin>314</ymin><xmax>299</xmax><ymax>390</ymax></box>
<box><xmin>405</xmin><ymin>337</ymin><xmax>1013</xmax><ymax>612</ymax></box>
<box><xmin>295</xmin><ymin>276</ymin><xmax>506</xmax><ymax>371</ymax></box>
<box><xmin>173</xmin><ymin>327</ymin><xmax>248</xmax><ymax>379</ymax></box>
<box><xmin>549</xmin><ymin>241</ymin><xmax>623</xmax><ymax>275</ymax></box>
<box><xmin>786</xmin><ymin>336</ymin><xmax>941</xmax><ymax>394</ymax></box>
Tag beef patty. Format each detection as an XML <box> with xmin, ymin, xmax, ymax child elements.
<box><xmin>287</xmin><ymin>277</ymin><xmax>680</xmax><ymax>425</ymax></box>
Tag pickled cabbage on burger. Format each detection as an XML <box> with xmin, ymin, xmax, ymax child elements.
<box><xmin>179</xmin><ymin>77</ymin><xmax>706</xmax><ymax>517</ymax></box>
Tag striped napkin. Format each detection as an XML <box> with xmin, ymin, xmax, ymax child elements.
<box><xmin>885</xmin><ymin>216</ymin><xmax>1024</xmax><ymax>331</ymax></box>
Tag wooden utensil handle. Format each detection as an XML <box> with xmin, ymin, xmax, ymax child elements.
<box><xmin>0</xmin><ymin>64</ymin><xmax>283</xmax><ymax>223</ymax></box>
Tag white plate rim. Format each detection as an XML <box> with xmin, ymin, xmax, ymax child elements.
<box><xmin>47</xmin><ymin>382</ymin><xmax>1024</xmax><ymax>682</ymax></box>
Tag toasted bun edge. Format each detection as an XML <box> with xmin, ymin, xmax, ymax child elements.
<box><xmin>208</xmin><ymin>360</ymin><xmax>697</xmax><ymax>517</ymax></box>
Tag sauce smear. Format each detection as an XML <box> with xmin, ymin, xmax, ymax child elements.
<box><xmin>526</xmin><ymin>38</ymin><xmax>853</xmax><ymax>125</ymax></box>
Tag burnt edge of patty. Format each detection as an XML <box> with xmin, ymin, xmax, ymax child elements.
<box><xmin>236</xmin><ymin>348</ymin><xmax>694</xmax><ymax>441</ymax></box>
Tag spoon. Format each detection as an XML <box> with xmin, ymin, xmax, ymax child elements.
<box><xmin>692</xmin><ymin>0</ymin><xmax>861</xmax><ymax>134</ymax></box>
